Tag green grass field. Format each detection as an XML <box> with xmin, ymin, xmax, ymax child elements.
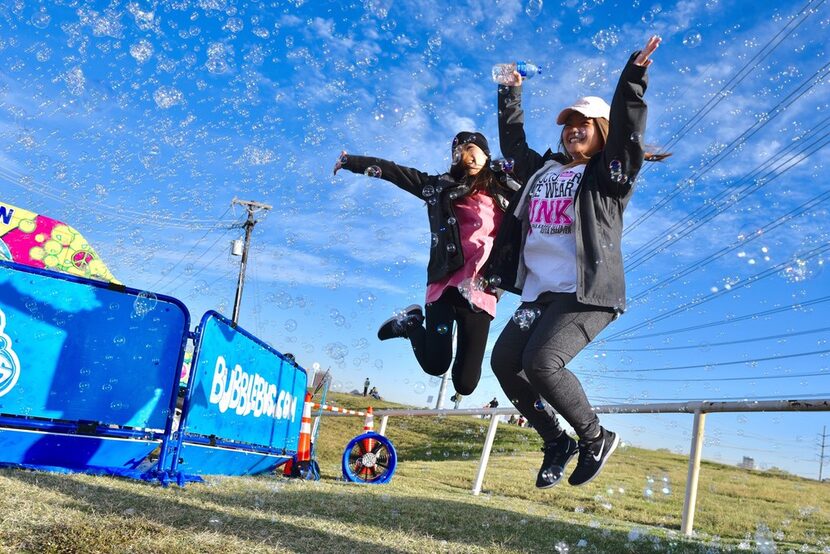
<box><xmin>0</xmin><ymin>391</ymin><xmax>827</xmax><ymax>553</ymax></box>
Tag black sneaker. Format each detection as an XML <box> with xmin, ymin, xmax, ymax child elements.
<box><xmin>535</xmin><ymin>432</ymin><xmax>579</xmax><ymax>489</ymax></box>
<box><xmin>568</xmin><ymin>427</ymin><xmax>619</xmax><ymax>487</ymax></box>
<box><xmin>377</xmin><ymin>305</ymin><xmax>424</xmax><ymax>341</ymax></box>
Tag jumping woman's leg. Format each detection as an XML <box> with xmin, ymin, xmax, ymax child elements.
<box><xmin>490</xmin><ymin>301</ymin><xmax>567</xmax><ymax>444</ymax></box>
<box><xmin>407</xmin><ymin>297</ymin><xmax>455</xmax><ymax>376</ymax></box>
<box><xmin>521</xmin><ymin>293</ymin><xmax>614</xmax><ymax>440</ymax></box>
<box><xmin>446</xmin><ymin>289</ymin><xmax>492</xmax><ymax>395</ymax></box>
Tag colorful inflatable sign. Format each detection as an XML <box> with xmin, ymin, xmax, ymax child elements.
<box><xmin>0</xmin><ymin>201</ymin><xmax>119</xmax><ymax>284</ymax></box>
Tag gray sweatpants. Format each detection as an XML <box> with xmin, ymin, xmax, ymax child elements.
<box><xmin>490</xmin><ymin>292</ymin><xmax>615</xmax><ymax>443</ymax></box>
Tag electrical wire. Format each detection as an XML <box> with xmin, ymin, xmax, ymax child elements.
<box><xmin>601</xmin><ymin>295</ymin><xmax>830</xmax><ymax>342</ymax></box>
<box><xmin>625</xmin><ymin>124</ymin><xmax>830</xmax><ymax>271</ymax></box>
<box><xmin>603</xmin><ymin>240</ymin><xmax>830</xmax><ymax>341</ymax></box>
<box><xmin>590</xmin><ymin>326</ymin><xmax>830</xmax><ymax>352</ymax></box>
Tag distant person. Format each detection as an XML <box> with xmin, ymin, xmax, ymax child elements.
<box><xmin>334</xmin><ymin>132</ymin><xmax>519</xmax><ymax>397</ymax></box>
<box><xmin>487</xmin><ymin>37</ymin><xmax>668</xmax><ymax>488</ymax></box>
<box><xmin>451</xmin><ymin>393</ymin><xmax>463</xmax><ymax>409</ymax></box>
<box><xmin>363</xmin><ymin>377</ymin><xmax>370</xmax><ymax>397</ymax></box>
<box><xmin>369</xmin><ymin>386</ymin><xmax>381</xmax><ymax>400</ymax></box>
<box><xmin>488</xmin><ymin>397</ymin><xmax>499</xmax><ymax>409</ymax></box>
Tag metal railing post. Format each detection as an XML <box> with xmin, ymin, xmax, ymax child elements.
<box><xmin>472</xmin><ymin>414</ymin><xmax>501</xmax><ymax>495</ymax></box>
<box><xmin>378</xmin><ymin>415</ymin><xmax>389</xmax><ymax>436</ymax></box>
<box><xmin>681</xmin><ymin>409</ymin><xmax>707</xmax><ymax>535</ymax></box>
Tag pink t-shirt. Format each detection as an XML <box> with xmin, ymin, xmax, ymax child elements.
<box><xmin>425</xmin><ymin>191</ymin><xmax>503</xmax><ymax>318</ymax></box>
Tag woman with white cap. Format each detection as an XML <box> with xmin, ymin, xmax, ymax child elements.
<box><xmin>486</xmin><ymin>36</ymin><xmax>668</xmax><ymax>488</ymax></box>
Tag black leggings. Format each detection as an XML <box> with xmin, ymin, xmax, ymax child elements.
<box><xmin>406</xmin><ymin>287</ymin><xmax>492</xmax><ymax>395</ymax></box>
<box><xmin>490</xmin><ymin>292</ymin><xmax>614</xmax><ymax>442</ymax></box>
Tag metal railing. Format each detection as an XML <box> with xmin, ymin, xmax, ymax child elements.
<box><xmin>326</xmin><ymin>398</ymin><xmax>830</xmax><ymax>536</ymax></box>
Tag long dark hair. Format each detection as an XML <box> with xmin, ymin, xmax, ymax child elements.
<box><xmin>458</xmin><ymin>164</ymin><xmax>514</xmax><ymax>211</ymax></box>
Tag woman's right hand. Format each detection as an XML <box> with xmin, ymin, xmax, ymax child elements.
<box><xmin>333</xmin><ymin>150</ymin><xmax>347</xmax><ymax>175</ymax></box>
<box><xmin>511</xmin><ymin>70</ymin><xmax>523</xmax><ymax>86</ymax></box>
<box><xmin>634</xmin><ymin>35</ymin><xmax>661</xmax><ymax>67</ymax></box>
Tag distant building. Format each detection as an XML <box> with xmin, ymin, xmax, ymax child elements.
<box><xmin>738</xmin><ymin>456</ymin><xmax>756</xmax><ymax>470</ymax></box>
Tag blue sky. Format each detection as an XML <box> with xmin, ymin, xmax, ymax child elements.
<box><xmin>1</xmin><ymin>0</ymin><xmax>829</xmax><ymax>479</ymax></box>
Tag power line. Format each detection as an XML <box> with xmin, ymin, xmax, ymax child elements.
<box><xmin>603</xmin><ymin>240</ymin><xmax>830</xmax><ymax>341</ymax></box>
<box><xmin>602</xmin><ymin>295</ymin><xmax>830</xmax><ymax>342</ymax></box>
<box><xmin>590</xmin><ymin>326</ymin><xmax>830</xmax><ymax>352</ymax></box>
<box><xmin>148</xmin><ymin>205</ymin><xmax>235</xmax><ymax>290</ymax></box>
<box><xmin>580</xmin><ymin>370</ymin><xmax>829</xmax><ymax>383</ymax></box>
<box><xmin>625</xmin><ymin>18</ymin><xmax>830</xmax><ymax>235</ymax></box>
<box><xmin>581</xmin><ymin>348</ymin><xmax>830</xmax><ymax>374</ymax></box>
<box><xmin>0</xmin><ymin>165</ymin><xmax>227</xmax><ymax>229</ymax></box>
<box><xmin>643</xmin><ymin>0</ymin><xmax>824</xmax><ymax>163</ymax></box>
<box><xmin>625</xmin><ymin>124</ymin><xmax>830</xmax><ymax>272</ymax></box>
<box><xmin>591</xmin><ymin>392</ymin><xmax>830</xmax><ymax>404</ymax></box>
<box><xmin>625</xmin><ymin>185</ymin><xmax>830</xmax><ymax>305</ymax></box>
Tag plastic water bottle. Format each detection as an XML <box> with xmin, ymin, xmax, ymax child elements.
<box><xmin>491</xmin><ymin>61</ymin><xmax>541</xmax><ymax>86</ymax></box>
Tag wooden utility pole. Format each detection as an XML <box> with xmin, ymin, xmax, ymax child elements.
<box><xmin>231</xmin><ymin>198</ymin><xmax>271</xmax><ymax>325</ymax></box>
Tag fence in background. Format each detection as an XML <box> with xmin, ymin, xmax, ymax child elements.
<box><xmin>326</xmin><ymin>398</ymin><xmax>830</xmax><ymax>536</ymax></box>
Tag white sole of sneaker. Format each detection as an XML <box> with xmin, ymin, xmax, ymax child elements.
<box><xmin>570</xmin><ymin>433</ymin><xmax>620</xmax><ymax>487</ymax></box>
<box><xmin>535</xmin><ymin>448</ymin><xmax>578</xmax><ymax>489</ymax></box>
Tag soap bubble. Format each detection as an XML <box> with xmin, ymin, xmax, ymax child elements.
<box><xmin>422</xmin><ymin>185</ymin><xmax>435</xmax><ymax>197</ymax></box>
<box><xmin>446</xmin><ymin>243</ymin><xmax>456</xmax><ymax>254</ymax></box>
<box><xmin>364</xmin><ymin>166</ymin><xmax>382</xmax><ymax>178</ymax></box>
<box><xmin>437</xmin><ymin>324</ymin><xmax>450</xmax><ymax>335</ymax></box>
<box><xmin>133</xmin><ymin>292</ymin><xmax>158</xmax><ymax>318</ymax></box>
<box><xmin>31</xmin><ymin>9</ymin><xmax>51</xmax><ymax>29</ymax></box>
<box><xmin>525</xmin><ymin>0</ymin><xmax>543</xmax><ymax>18</ymax></box>
<box><xmin>683</xmin><ymin>30</ymin><xmax>703</xmax><ymax>48</ymax></box>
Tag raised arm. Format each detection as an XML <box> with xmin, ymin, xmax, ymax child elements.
<box><xmin>334</xmin><ymin>151</ymin><xmax>433</xmax><ymax>199</ymax></box>
<box><xmin>599</xmin><ymin>36</ymin><xmax>660</xmax><ymax>197</ymax></box>
<box><xmin>497</xmin><ymin>83</ymin><xmax>548</xmax><ymax>186</ymax></box>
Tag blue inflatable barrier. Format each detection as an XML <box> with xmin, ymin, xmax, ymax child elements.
<box><xmin>167</xmin><ymin>311</ymin><xmax>306</xmax><ymax>479</ymax></box>
<box><xmin>0</xmin><ymin>261</ymin><xmax>188</xmax><ymax>479</ymax></box>
<box><xmin>0</xmin><ymin>261</ymin><xmax>308</xmax><ymax>484</ymax></box>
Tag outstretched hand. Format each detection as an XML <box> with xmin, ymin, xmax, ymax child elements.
<box><xmin>333</xmin><ymin>150</ymin><xmax>347</xmax><ymax>175</ymax></box>
<box><xmin>634</xmin><ymin>35</ymin><xmax>661</xmax><ymax>67</ymax></box>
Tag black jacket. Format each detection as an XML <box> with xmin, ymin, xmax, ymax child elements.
<box><xmin>484</xmin><ymin>52</ymin><xmax>648</xmax><ymax>312</ymax></box>
<box><xmin>342</xmin><ymin>155</ymin><xmax>519</xmax><ymax>284</ymax></box>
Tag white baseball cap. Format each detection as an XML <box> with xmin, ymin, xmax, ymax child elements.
<box><xmin>556</xmin><ymin>96</ymin><xmax>611</xmax><ymax>125</ymax></box>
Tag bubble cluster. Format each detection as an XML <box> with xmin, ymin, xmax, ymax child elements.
<box><xmin>608</xmin><ymin>160</ymin><xmax>627</xmax><ymax>184</ymax></box>
<box><xmin>324</xmin><ymin>342</ymin><xmax>348</xmax><ymax>361</ymax></box>
<box><xmin>683</xmin><ymin>30</ymin><xmax>703</xmax><ymax>48</ymax></box>
<box><xmin>591</xmin><ymin>27</ymin><xmax>619</xmax><ymax>52</ymax></box>
<box><xmin>153</xmin><ymin>86</ymin><xmax>184</xmax><ymax>109</ymax></box>
<box><xmin>129</xmin><ymin>40</ymin><xmax>153</xmax><ymax>64</ymax></box>
<box><xmin>512</xmin><ymin>307</ymin><xmax>541</xmax><ymax>330</ymax></box>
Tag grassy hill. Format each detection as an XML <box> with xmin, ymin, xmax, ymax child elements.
<box><xmin>0</xmin><ymin>391</ymin><xmax>827</xmax><ymax>553</ymax></box>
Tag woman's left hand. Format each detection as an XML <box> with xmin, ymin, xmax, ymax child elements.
<box><xmin>634</xmin><ymin>35</ymin><xmax>661</xmax><ymax>67</ymax></box>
